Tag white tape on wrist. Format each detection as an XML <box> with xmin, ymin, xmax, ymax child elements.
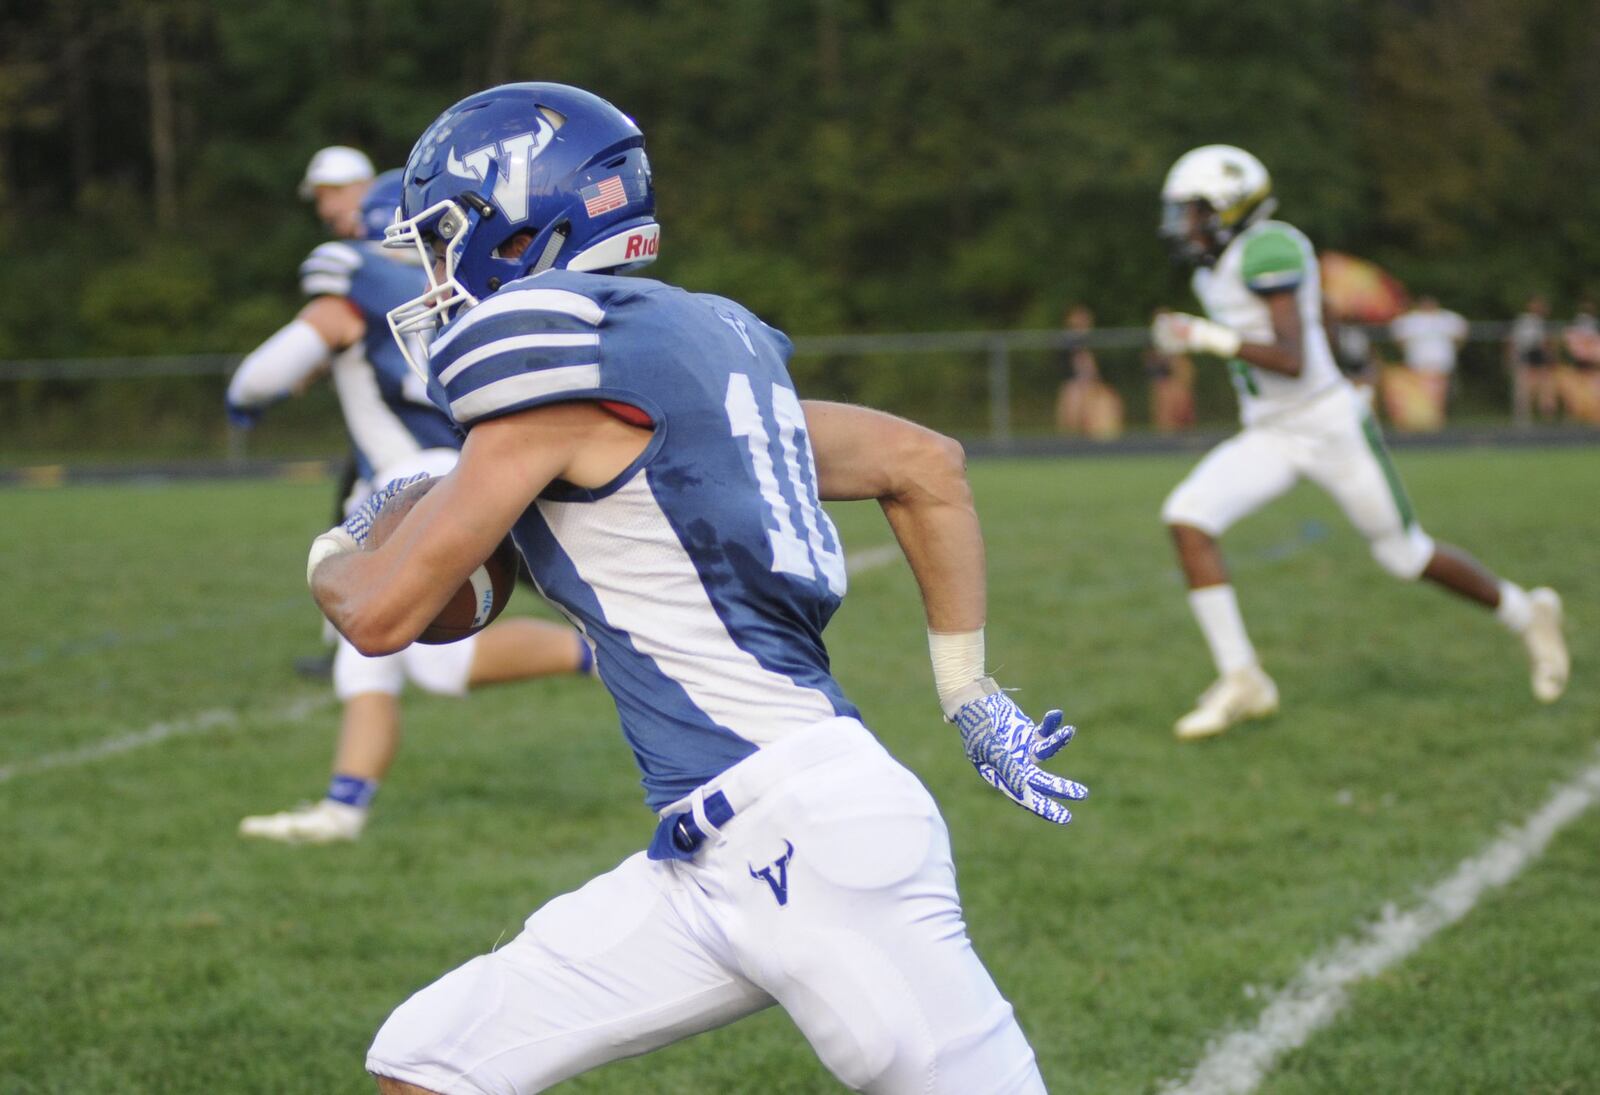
<box><xmin>306</xmin><ymin>528</ymin><xmax>359</xmax><ymax>587</ymax></box>
<box><xmin>929</xmin><ymin>628</ymin><xmax>988</xmax><ymax>717</ymax></box>
<box><xmin>1195</xmin><ymin>318</ymin><xmax>1243</xmax><ymax>358</ymax></box>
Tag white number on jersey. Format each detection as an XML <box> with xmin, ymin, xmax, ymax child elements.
<box><xmin>724</xmin><ymin>373</ymin><xmax>847</xmax><ymax>595</ymax></box>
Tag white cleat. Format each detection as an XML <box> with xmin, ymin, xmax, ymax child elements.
<box><xmin>239</xmin><ymin>799</ymin><xmax>366</xmax><ymax>844</ymax></box>
<box><xmin>1523</xmin><ymin>588</ymin><xmax>1569</xmax><ymax>704</ymax></box>
<box><xmin>1175</xmin><ymin>666</ymin><xmax>1279</xmax><ymax>741</ymax></box>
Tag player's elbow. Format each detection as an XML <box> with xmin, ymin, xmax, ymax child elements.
<box><xmin>342</xmin><ymin>622</ymin><xmax>411</xmax><ymax>659</ymax></box>
<box><xmin>338</xmin><ymin>602</ymin><xmax>417</xmax><ymax>658</ymax></box>
<box><xmin>1275</xmin><ymin>334</ymin><xmax>1307</xmax><ymax>376</ymax></box>
<box><xmin>888</xmin><ymin>426</ymin><xmax>970</xmax><ymax>504</ymax></box>
<box><xmin>925</xmin><ymin>430</ymin><xmax>969</xmax><ymax>485</ymax></box>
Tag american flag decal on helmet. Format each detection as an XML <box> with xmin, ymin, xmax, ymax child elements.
<box><xmin>581</xmin><ymin>175</ymin><xmax>628</xmax><ymax>218</ymax></box>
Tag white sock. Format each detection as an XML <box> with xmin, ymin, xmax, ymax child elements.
<box><xmin>1188</xmin><ymin>585</ymin><xmax>1258</xmax><ymax>675</ymax></box>
<box><xmin>1496</xmin><ymin>581</ymin><xmax>1533</xmax><ymax>633</ymax></box>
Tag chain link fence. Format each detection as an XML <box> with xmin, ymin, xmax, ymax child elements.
<box><xmin>0</xmin><ymin>323</ymin><xmax>1588</xmax><ymax>466</ymax></box>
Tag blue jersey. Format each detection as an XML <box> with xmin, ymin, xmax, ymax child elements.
<box><xmin>427</xmin><ymin>269</ymin><xmax>859</xmax><ymax>809</ymax></box>
<box><xmin>299</xmin><ymin>241</ymin><xmax>461</xmax><ymax>479</ymax></box>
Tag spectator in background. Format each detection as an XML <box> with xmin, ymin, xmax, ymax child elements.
<box><xmin>1507</xmin><ymin>295</ymin><xmax>1558</xmax><ymax>425</ymax></box>
<box><xmin>1568</xmin><ymin>300</ymin><xmax>1600</xmax><ymax>342</ymax></box>
<box><xmin>1557</xmin><ymin>300</ymin><xmax>1600</xmax><ymax>424</ymax></box>
<box><xmin>1387</xmin><ymin>295</ymin><xmax>1467</xmax><ymax>430</ymax></box>
<box><xmin>1144</xmin><ymin>307</ymin><xmax>1196</xmax><ymax>432</ymax></box>
<box><xmin>1326</xmin><ymin>309</ymin><xmax>1378</xmax><ymax>398</ymax></box>
<box><xmin>1053</xmin><ymin>304</ymin><xmax>1124</xmax><ymax>439</ymax></box>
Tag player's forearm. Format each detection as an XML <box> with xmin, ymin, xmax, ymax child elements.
<box><xmin>1235</xmin><ymin>338</ymin><xmax>1304</xmax><ymax>377</ymax></box>
<box><xmin>311</xmin><ymin>550</ymin><xmax>434</xmax><ymax>656</ymax></box>
<box><xmin>800</xmin><ymin>399</ymin><xmax>986</xmax><ymax>628</ymax></box>
<box><xmin>878</xmin><ymin>444</ymin><xmax>986</xmax><ymax>633</ymax></box>
<box><xmin>309</xmin><ymin>485</ymin><xmax>488</xmax><ymax>656</ymax></box>
<box><xmin>1240</xmin><ymin>291</ymin><xmax>1307</xmax><ymax>376</ymax></box>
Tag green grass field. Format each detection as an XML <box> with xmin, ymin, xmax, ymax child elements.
<box><xmin>2</xmin><ymin>448</ymin><xmax>1596</xmax><ymax>1094</ymax></box>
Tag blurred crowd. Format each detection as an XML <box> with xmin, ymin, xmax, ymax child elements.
<box><xmin>1053</xmin><ymin>296</ymin><xmax>1600</xmax><ymax>440</ymax></box>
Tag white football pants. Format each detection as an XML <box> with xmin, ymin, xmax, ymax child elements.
<box><xmin>367</xmin><ymin>717</ymin><xmax>1047</xmax><ymax>1094</ymax></box>
<box><xmin>1162</xmin><ymin>383</ymin><xmax>1436</xmax><ymax>579</ymax></box>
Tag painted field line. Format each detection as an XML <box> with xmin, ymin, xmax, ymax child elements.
<box><xmin>0</xmin><ymin>544</ymin><xmax>898</xmax><ymax>786</ymax></box>
<box><xmin>846</xmin><ymin>542</ymin><xmax>902</xmax><ymax>576</ymax></box>
<box><xmin>0</xmin><ymin>694</ymin><xmax>334</xmax><ymax>786</ymax></box>
<box><xmin>0</xmin><ymin>595</ymin><xmax>308</xmax><ymax>674</ymax></box>
<box><xmin>1162</xmin><ymin>746</ymin><xmax>1600</xmax><ymax>1095</ymax></box>
<box><xmin>5</xmin><ymin>543</ymin><xmax>907</xmax><ymax>676</ymax></box>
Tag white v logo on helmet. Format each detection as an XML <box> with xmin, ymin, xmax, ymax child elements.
<box><xmin>445</xmin><ymin>147</ymin><xmax>478</xmax><ymax>181</ymax></box>
<box><xmin>453</xmin><ymin>118</ymin><xmax>556</xmax><ymax>224</ymax></box>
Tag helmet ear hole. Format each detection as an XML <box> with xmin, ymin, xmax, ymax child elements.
<box><xmin>493</xmin><ymin>230</ymin><xmax>539</xmax><ymax>262</ymax></box>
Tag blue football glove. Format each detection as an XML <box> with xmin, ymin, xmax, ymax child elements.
<box><xmin>306</xmin><ymin>472</ymin><xmax>431</xmax><ymax>586</ymax></box>
<box><xmin>951</xmin><ymin>684</ymin><xmax>1087</xmax><ymax>825</ymax></box>
<box><xmin>225</xmin><ymin>399</ymin><xmax>263</xmax><ymax>429</ymax></box>
<box><xmin>340</xmin><ymin>472</ymin><xmax>431</xmax><ymax>547</ymax></box>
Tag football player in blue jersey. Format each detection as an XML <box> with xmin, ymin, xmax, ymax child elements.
<box><xmin>229</xmin><ymin>165</ymin><xmax>593</xmax><ymax>845</ymax></box>
<box><xmin>308</xmin><ymin>83</ymin><xmax>1086</xmax><ymax>1095</ymax></box>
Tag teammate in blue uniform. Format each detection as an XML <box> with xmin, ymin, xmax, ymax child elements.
<box><xmin>230</xmin><ymin>168</ymin><xmax>592</xmax><ymax>845</ymax></box>
<box><xmin>308</xmin><ymin>83</ymin><xmax>1086</xmax><ymax>1094</ymax></box>
<box><xmin>286</xmin><ymin>147</ymin><xmax>378</xmax><ymax>677</ymax></box>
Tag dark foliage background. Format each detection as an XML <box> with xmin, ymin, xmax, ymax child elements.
<box><xmin>2</xmin><ymin>0</ymin><xmax>1596</xmax><ymax>444</ymax></box>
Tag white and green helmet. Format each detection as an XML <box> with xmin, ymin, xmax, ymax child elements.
<box><xmin>1160</xmin><ymin>144</ymin><xmax>1277</xmax><ymax>266</ymax></box>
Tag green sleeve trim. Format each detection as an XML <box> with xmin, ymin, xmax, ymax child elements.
<box><xmin>1241</xmin><ymin>228</ymin><xmax>1305</xmax><ymax>291</ymax></box>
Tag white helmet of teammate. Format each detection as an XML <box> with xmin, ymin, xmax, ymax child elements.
<box><xmin>1159</xmin><ymin>144</ymin><xmax>1277</xmax><ymax>266</ymax></box>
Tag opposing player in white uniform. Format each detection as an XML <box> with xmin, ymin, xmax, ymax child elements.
<box><xmin>1152</xmin><ymin>145</ymin><xmax>1569</xmax><ymax>738</ymax></box>
<box><xmin>230</xmin><ymin>168</ymin><xmax>592</xmax><ymax>843</ymax></box>
<box><xmin>307</xmin><ymin>83</ymin><xmax>1087</xmax><ymax>1094</ymax></box>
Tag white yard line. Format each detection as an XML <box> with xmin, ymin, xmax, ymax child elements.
<box><xmin>1162</xmin><ymin>746</ymin><xmax>1600</xmax><ymax>1095</ymax></box>
<box><xmin>3</xmin><ymin>521</ymin><xmax>1316</xmax><ymax>675</ymax></box>
<box><xmin>845</xmin><ymin>542</ymin><xmax>902</xmax><ymax>576</ymax></box>
<box><xmin>0</xmin><ymin>695</ymin><xmax>334</xmax><ymax>786</ymax></box>
<box><xmin>0</xmin><ymin>546</ymin><xmax>901</xmax><ymax>787</ymax></box>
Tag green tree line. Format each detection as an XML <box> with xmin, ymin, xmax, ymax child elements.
<box><xmin>2</xmin><ymin>0</ymin><xmax>1596</xmax><ymax>359</ymax></box>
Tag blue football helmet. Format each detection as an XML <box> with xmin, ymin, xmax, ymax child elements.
<box><xmin>359</xmin><ymin>168</ymin><xmax>406</xmax><ymax>241</ymax></box>
<box><xmin>385</xmin><ymin>82</ymin><xmax>658</xmax><ymax>368</ymax></box>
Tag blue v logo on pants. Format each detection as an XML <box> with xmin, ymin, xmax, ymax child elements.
<box><xmin>748</xmin><ymin>840</ymin><xmax>795</xmax><ymax>906</ymax></box>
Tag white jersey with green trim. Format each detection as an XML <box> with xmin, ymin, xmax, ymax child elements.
<box><xmin>1192</xmin><ymin>219</ymin><xmax>1346</xmax><ymax>426</ymax></box>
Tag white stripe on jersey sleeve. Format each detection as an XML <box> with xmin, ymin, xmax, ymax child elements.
<box><xmin>449</xmin><ymin>364</ymin><xmax>602</xmax><ymax>423</ymax></box>
<box><xmin>539</xmin><ymin>477</ymin><xmax>838</xmax><ymax>745</ymax></box>
<box><xmin>301</xmin><ymin>272</ymin><xmax>352</xmax><ymax>297</ymax></box>
<box><xmin>430</xmin><ymin>287</ymin><xmax>606</xmax><ymax>357</ymax></box>
<box><xmin>1247</xmin><ymin>269</ymin><xmax>1303</xmax><ymax>291</ymax></box>
<box><xmin>436</xmin><ymin>332</ymin><xmax>601</xmax><ymax>386</ymax></box>
<box><xmin>299</xmin><ymin>242</ymin><xmax>362</xmax><ymax>297</ymax></box>
<box><xmin>304</xmin><ymin>242</ymin><xmax>363</xmax><ymax>269</ymax></box>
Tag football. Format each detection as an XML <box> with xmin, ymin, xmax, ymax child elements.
<box><xmin>364</xmin><ymin>476</ymin><xmax>518</xmax><ymax>645</ymax></box>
